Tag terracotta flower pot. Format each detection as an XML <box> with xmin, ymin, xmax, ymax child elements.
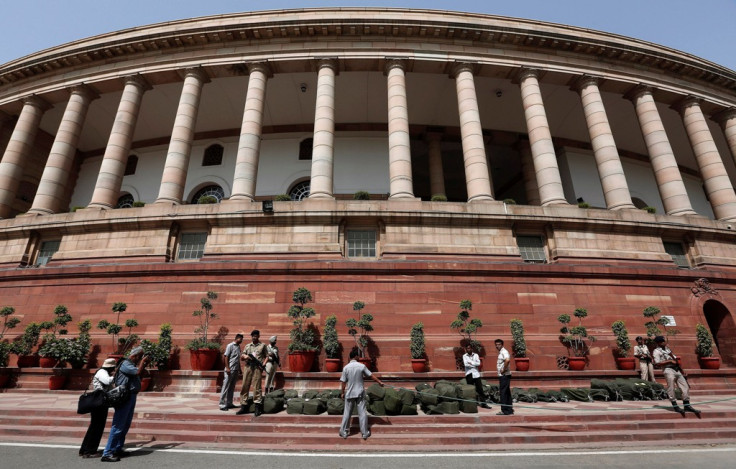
<box><xmin>514</xmin><ymin>357</ymin><xmax>530</xmax><ymax>372</ymax></box>
<box><xmin>411</xmin><ymin>358</ymin><xmax>427</xmax><ymax>373</ymax></box>
<box><xmin>567</xmin><ymin>356</ymin><xmax>586</xmax><ymax>370</ymax></box>
<box><xmin>39</xmin><ymin>357</ymin><xmax>56</xmax><ymax>368</ymax></box>
<box><xmin>288</xmin><ymin>350</ymin><xmax>316</xmax><ymax>372</ymax></box>
<box><xmin>615</xmin><ymin>357</ymin><xmax>636</xmax><ymax>370</ymax></box>
<box><xmin>0</xmin><ymin>374</ymin><xmax>9</xmax><ymax>388</ymax></box>
<box><xmin>698</xmin><ymin>356</ymin><xmax>721</xmax><ymax>370</ymax></box>
<box><xmin>48</xmin><ymin>374</ymin><xmax>66</xmax><ymax>390</ymax></box>
<box><xmin>358</xmin><ymin>357</ymin><xmax>372</xmax><ymax>370</ymax></box>
<box><xmin>189</xmin><ymin>349</ymin><xmax>218</xmax><ymax>371</ymax></box>
<box><xmin>325</xmin><ymin>358</ymin><xmax>341</xmax><ymax>372</ymax></box>
<box><xmin>140</xmin><ymin>377</ymin><xmax>152</xmax><ymax>392</ymax></box>
<box><xmin>16</xmin><ymin>355</ymin><xmax>39</xmax><ymax>368</ymax></box>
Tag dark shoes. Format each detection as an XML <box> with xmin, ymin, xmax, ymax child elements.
<box><xmin>235</xmin><ymin>405</ymin><xmax>249</xmax><ymax>415</ymax></box>
<box><xmin>227</xmin><ymin>404</ymin><xmax>239</xmax><ymax>409</ymax></box>
<box><xmin>254</xmin><ymin>403</ymin><xmax>263</xmax><ymax>417</ymax></box>
<box><xmin>684</xmin><ymin>405</ymin><xmax>701</xmax><ymax>414</ymax></box>
<box><xmin>479</xmin><ymin>402</ymin><xmax>491</xmax><ymax>409</ymax></box>
<box><xmin>672</xmin><ymin>405</ymin><xmax>686</xmax><ymax>416</ymax></box>
<box><xmin>79</xmin><ymin>452</ymin><xmax>101</xmax><ymax>458</ymax></box>
<box><xmin>496</xmin><ymin>412</ymin><xmax>514</xmax><ymax>416</ymax></box>
<box><xmin>101</xmin><ymin>455</ymin><xmax>120</xmax><ymax>462</ymax></box>
<box><xmin>339</xmin><ymin>431</ymin><xmax>348</xmax><ymax>439</ymax></box>
<box><xmin>362</xmin><ymin>432</ymin><xmax>371</xmax><ymax>440</ymax></box>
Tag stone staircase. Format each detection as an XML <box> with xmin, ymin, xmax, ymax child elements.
<box><xmin>0</xmin><ymin>390</ymin><xmax>735</xmax><ymax>451</ymax></box>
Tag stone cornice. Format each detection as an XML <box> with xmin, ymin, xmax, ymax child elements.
<box><xmin>0</xmin><ymin>8</ymin><xmax>733</xmax><ymax>97</ymax></box>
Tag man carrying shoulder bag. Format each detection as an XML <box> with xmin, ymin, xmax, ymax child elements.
<box><xmin>101</xmin><ymin>347</ymin><xmax>149</xmax><ymax>462</ymax></box>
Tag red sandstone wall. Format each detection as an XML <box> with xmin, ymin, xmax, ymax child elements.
<box><xmin>1</xmin><ymin>260</ymin><xmax>734</xmax><ymax>371</ymax></box>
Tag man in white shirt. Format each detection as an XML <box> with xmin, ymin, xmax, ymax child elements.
<box><xmin>463</xmin><ymin>344</ymin><xmax>491</xmax><ymax>409</ymax></box>
<box><xmin>219</xmin><ymin>333</ymin><xmax>243</xmax><ymax>411</ymax></box>
<box><xmin>339</xmin><ymin>348</ymin><xmax>384</xmax><ymax>439</ymax></box>
<box><xmin>495</xmin><ymin>339</ymin><xmax>513</xmax><ymax>415</ymax></box>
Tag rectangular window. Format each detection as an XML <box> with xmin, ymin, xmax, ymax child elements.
<box><xmin>517</xmin><ymin>235</ymin><xmax>546</xmax><ymax>263</ymax></box>
<box><xmin>177</xmin><ymin>232</ymin><xmax>207</xmax><ymax>261</ymax></box>
<box><xmin>36</xmin><ymin>240</ymin><xmax>61</xmax><ymax>266</ymax></box>
<box><xmin>664</xmin><ymin>241</ymin><xmax>689</xmax><ymax>268</ymax></box>
<box><xmin>347</xmin><ymin>230</ymin><xmax>376</xmax><ymax>258</ymax></box>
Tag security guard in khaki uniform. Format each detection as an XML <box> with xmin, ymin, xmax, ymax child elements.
<box><xmin>236</xmin><ymin>329</ymin><xmax>268</xmax><ymax>416</ymax></box>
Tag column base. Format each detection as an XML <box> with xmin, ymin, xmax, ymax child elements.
<box><xmin>83</xmin><ymin>203</ymin><xmax>111</xmax><ymax>211</ymax></box>
<box><xmin>154</xmin><ymin>198</ymin><xmax>182</xmax><ymax>206</ymax></box>
<box><xmin>25</xmin><ymin>208</ymin><xmax>53</xmax><ymax>216</ymax></box>
<box><xmin>467</xmin><ymin>195</ymin><xmax>494</xmax><ymax>203</ymax></box>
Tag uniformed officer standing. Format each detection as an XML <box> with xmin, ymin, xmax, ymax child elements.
<box><xmin>264</xmin><ymin>335</ymin><xmax>280</xmax><ymax>394</ymax></box>
<box><xmin>633</xmin><ymin>336</ymin><xmax>655</xmax><ymax>382</ymax></box>
<box><xmin>652</xmin><ymin>336</ymin><xmax>700</xmax><ymax>415</ymax></box>
<box><xmin>236</xmin><ymin>329</ymin><xmax>268</xmax><ymax>417</ymax></box>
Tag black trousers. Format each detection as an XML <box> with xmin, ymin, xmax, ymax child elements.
<box><xmin>466</xmin><ymin>374</ymin><xmax>486</xmax><ymax>402</ymax></box>
<box><xmin>499</xmin><ymin>374</ymin><xmax>513</xmax><ymax>414</ymax></box>
<box><xmin>80</xmin><ymin>405</ymin><xmax>109</xmax><ymax>455</ymax></box>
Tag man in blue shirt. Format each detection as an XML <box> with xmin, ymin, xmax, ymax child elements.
<box><xmin>339</xmin><ymin>348</ymin><xmax>384</xmax><ymax>439</ymax></box>
<box><xmin>101</xmin><ymin>346</ymin><xmax>149</xmax><ymax>462</ymax></box>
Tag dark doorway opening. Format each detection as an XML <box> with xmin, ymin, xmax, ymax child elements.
<box><xmin>703</xmin><ymin>299</ymin><xmax>736</xmax><ymax>366</ymax></box>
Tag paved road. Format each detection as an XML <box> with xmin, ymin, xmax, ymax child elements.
<box><xmin>1</xmin><ymin>443</ymin><xmax>735</xmax><ymax>469</ymax></box>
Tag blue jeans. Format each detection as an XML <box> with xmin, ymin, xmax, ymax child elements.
<box><xmin>102</xmin><ymin>393</ymin><xmax>138</xmax><ymax>456</ymax></box>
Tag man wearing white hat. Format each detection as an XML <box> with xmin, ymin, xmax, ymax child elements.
<box><xmin>265</xmin><ymin>335</ymin><xmax>280</xmax><ymax>394</ymax></box>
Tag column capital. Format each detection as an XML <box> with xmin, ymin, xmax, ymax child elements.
<box><xmin>122</xmin><ymin>74</ymin><xmax>152</xmax><ymax>91</ymax></box>
<box><xmin>712</xmin><ymin>107</ymin><xmax>736</xmax><ymax>125</ymax></box>
<box><xmin>69</xmin><ymin>84</ymin><xmax>100</xmax><ymax>101</ymax></box>
<box><xmin>384</xmin><ymin>57</ymin><xmax>410</xmax><ymax>75</ymax></box>
<box><xmin>179</xmin><ymin>67</ymin><xmax>211</xmax><ymax>84</ymax></box>
<box><xmin>671</xmin><ymin>95</ymin><xmax>703</xmax><ymax>116</ymax></box>
<box><xmin>518</xmin><ymin>67</ymin><xmax>543</xmax><ymax>83</ymax></box>
<box><xmin>623</xmin><ymin>84</ymin><xmax>654</xmax><ymax>102</ymax></box>
<box><xmin>21</xmin><ymin>94</ymin><xmax>52</xmax><ymax>111</ymax></box>
<box><xmin>570</xmin><ymin>74</ymin><xmax>602</xmax><ymax>93</ymax></box>
<box><xmin>448</xmin><ymin>61</ymin><xmax>479</xmax><ymax>78</ymax></box>
<box><xmin>247</xmin><ymin>61</ymin><xmax>274</xmax><ymax>78</ymax></box>
<box><xmin>314</xmin><ymin>58</ymin><xmax>339</xmax><ymax>75</ymax></box>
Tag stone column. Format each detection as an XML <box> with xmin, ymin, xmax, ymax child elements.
<box><xmin>624</xmin><ymin>85</ymin><xmax>696</xmax><ymax>216</ymax></box>
<box><xmin>156</xmin><ymin>68</ymin><xmax>209</xmax><ymax>205</ymax></box>
<box><xmin>385</xmin><ymin>59</ymin><xmax>414</xmax><ymax>199</ymax></box>
<box><xmin>517</xmin><ymin>139</ymin><xmax>540</xmax><ymax>206</ymax></box>
<box><xmin>712</xmin><ymin>108</ymin><xmax>736</xmax><ymax>169</ymax></box>
<box><xmin>309</xmin><ymin>59</ymin><xmax>338</xmax><ymax>199</ymax></box>
<box><xmin>573</xmin><ymin>76</ymin><xmax>635</xmax><ymax>210</ymax></box>
<box><xmin>676</xmin><ymin>97</ymin><xmax>736</xmax><ymax>221</ymax></box>
<box><xmin>426</xmin><ymin>132</ymin><xmax>446</xmax><ymax>198</ymax></box>
<box><xmin>451</xmin><ymin>63</ymin><xmax>493</xmax><ymax>202</ymax></box>
<box><xmin>29</xmin><ymin>86</ymin><xmax>98</xmax><ymax>215</ymax></box>
<box><xmin>0</xmin><ymin>96</ymin><xmax>50</xmax><ymax>218</ymax></box>
<box><xmin>88</xmin><ymin>75</ymin><xmax>151</xmax><ymax>209</ymax></box>
<box><xmin>519</xmin><ymin>68</ymin><xmax>567</xmax><ymax>206</ymax></box>
<box><xmin>230</xmin><ymin>62</ymin><xmax>271</xmax><ymax>201</ymax></box>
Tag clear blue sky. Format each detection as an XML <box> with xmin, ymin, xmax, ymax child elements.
<box><xmin>1</xmin><ymin>1</ymin><xmax>734</xmax><ymax>70</ymax></box>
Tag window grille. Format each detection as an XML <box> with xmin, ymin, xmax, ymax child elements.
<box><xmin>116</xmin><ymin>194</ymin><xmax>134</xmax><ymax>208</ymax></box>
<box><xmin>347</xmin><ymin>230</ymin><xmax>376</xmax><ymax>258</ymax></box>
<box><xmin>177</xmin><ymin>232</ymin><xmax>207</xmax><ymax>261</ymax></box>
<box><xmin>202</xmin><ymin>144</ymin><xmax>224</xmax><ymax>166</ymax></box>
<box><xmin>517</xmin><ymin>235</ymin><xmax>546</xmax><ymax>263</ymax></box>
<box><xmin>289</xmin><ymin>181</ymin><xmax>310</xmax><ymax>201</ymax></box>
<box><xmin>191</xmin><ymin>185</ymin><xmax>224</xmax><ymax>204</ymax></box>
<box><xmin>664</xmin><ymin>242</ymin><xmax>689</xmax><ymax>268</ymax></box>
<box><xmin>36</xmin><ymin>240</ymin><xmax>61</xmax><ymax>266</ymax></box>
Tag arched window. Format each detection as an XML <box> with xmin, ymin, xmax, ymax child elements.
<box><xmin>202</xmin><ymin>144</ymin><xmax>224</xmax><ymax>166</ymax></box>
<box><xmin>289</xmin><ymin>181</ymin><xmax>310</xmax><ymax>201</ymax></box>
<box><xmin>631</xmin><ymin>197</ymin><xmax>648</xmax><ymax>209</ymax></box>
<box><xmin>124</xmin><ymin>154</ymin><xmax>138</xmax><ymax>176</ymax></box>
<box><xmin>191</xmin><ymin>185</ymin><xmax>225</xmax><ymax>204</ymax></box>
<box><xmin>116</xmin><ymin>193</ymin><xmax>134</xmax><ymax>208</ymax></box>
<box><xmin>299</xmin><ymin>138</ymin><xmax>313</xmax><ymax>160</ymax></box>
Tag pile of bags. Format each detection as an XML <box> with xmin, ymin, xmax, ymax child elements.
<box><xmin>284</xmin><ymin>389</ymin><xmax>345</xmax><ymax>415</ymax></box>
<box><xmin>365</xmin><ymin>384</ymin><xmax>418</xmax><ymax>415</ymax></box>
<box><xmin>414</xmin><ymin>380</ymin><xmax>479</xmax><ymax>414</ymax></box>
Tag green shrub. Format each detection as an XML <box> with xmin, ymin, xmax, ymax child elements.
<box><xmin>431</xmin><ymin>194</ymin><xmax>447</xmax><ymax>202</ymax></box>
<box><xmin>503</xmin><ymin>198</ymin><xmax>516</xmax><ymax>205</ymax></box>
<box><xmin>510</xmin><ymin>318</ymin><xmax>527</xmax><ymax>358</ymax></box>
<box><xmin>410</xmin><ymin>322</ymin><xmax>425</xmax><ymax>359</ymax></box>
<box><xmin>642</xmin><ymin>206</ymin><xmax>656</xmax><ymax>214</ymax></box>
<box><xmin>197</xmin><ymin>195</ymin><xmax>218</xmax><ymax>204</ymax></box>
<box><xmin>274</xmin><ymin>194</ymin><xmax>292</xmax><ymax>201</ymax></box>
<box><xmin>353</xmin><ymin>191</ymin><xmax>370</xmax><ymax>200</ymax></box>
<box><xmin>611</xmin><ymin>320</ymin><xmax>631</xmax><ymax>358</ymax></box>
<box><xmin>695</xmin><ymin>323</ymin><xmax>714</xmax><ymax>357</ymax></box>
<box><xmin>450</xmin><ymin>300</ymin><xmax>482</xmax><ymax>353</ymax></box>
<box><xmin>132</xmin><ymin>201</ymin><xmax>145</xmax><ymax>207</ymax></box>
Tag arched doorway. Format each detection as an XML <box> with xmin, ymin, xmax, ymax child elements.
<box><xmin>703</xmin><ymin>299</ymin><xmax>736</xmax><ymax>366</ymax></box>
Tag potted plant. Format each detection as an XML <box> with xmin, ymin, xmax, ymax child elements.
<box><xmin>287</xmin><ymin>287</ymin><xmax>319</xmax><ymax>372</ymax></box>
<box><xmin>353</xmin><ymin>191</ymin><xmax>370</xmax><ymax>200</ymax></box>
<box><xmin>611</xmin><ymin>320</ymin><xmax>635</xmax><ymax>370</ymax></box>
<box><xmin>643</xmin><ymin>306</ymin><xmax>679</xmax><ymax>343</ymax></box>
<box><xmin>186</xmin><ymin>292</ymin><xmax>221</xmax><ymax>371</ymax></box>
<box><xmin>39</xmin><ymin>305</ymin><xmax>73</xmax><ymax>368</ymax></box>
<box><xmin>140</xmin><ymin>323</ymin><xmax>174</xmax><ymax>391</ymax></box>
<box><xmin>0</xmin><ymin>306</ymin><xmax>21</xmax><ymax>387</ymax></box>
<box><xmin>450</xmin><ymin>299</ymin><xmax>483</xmax><ymax>369</ymax></box>
<box><xmin>97</xmin><ymin>302</ymin><xmax>139</xmax><ymax>357</ymax></box>
<box><xmin>67</xmin><ymin>320</ymin><xmax>93</xmax><ymax>370</ymax></box>
<box><xmin>558</xmin><ymin>307</ymin><xmax>597</xmax><ymax>370</ymax></box>
<box><xmin>11</xmin><ymin>322</ymin><xmax>43</xmax><ymax>368</ymax></box>
<box><xmin>37</xmin><ymin>337</ymin><xmax>74</xmax><ymax>389</ymax></box>
<box><xmin>695</xmin><ymin>323</ymin><xmax>720</xmax><ymax>369</ymax></box>
<box><xmin>510</xmin><ymin>318</ymin><xmax>530</xmax><ymax>371</ymax></box>
<box><xmin>346</xmin><ymin>301</ymin><xmax>374</xmax><ymax>368</ymax></box>
<box><xmin>323</xmin><ymin>315</ymin><xmax>341</xmax><ymax>372</ymax></box>
<box><xmin>410</xmin><ymin>322</ymin><xmax>427</xmax><ymax>372</ymax></box>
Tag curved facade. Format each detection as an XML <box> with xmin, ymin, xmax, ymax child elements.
<box><xmin>1</xmin><ymin>8</ymin><xmax>736</xmax><ymax>371</ymax></box>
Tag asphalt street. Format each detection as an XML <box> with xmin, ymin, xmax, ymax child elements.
<box><xmin>1</xmin><ymin>443</ymin><xmax>735</xmax><ymax>469</ymax></box>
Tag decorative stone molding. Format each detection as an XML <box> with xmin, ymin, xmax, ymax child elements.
<box><xmin>691</xmin><ymin>278</ymin><xmax>719</xmax><ymax>297</ymax></box>
<box><xmin>122</xmin><ymin>73</ymin><xmax>153</xmax><ymax>91</ymax></box>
